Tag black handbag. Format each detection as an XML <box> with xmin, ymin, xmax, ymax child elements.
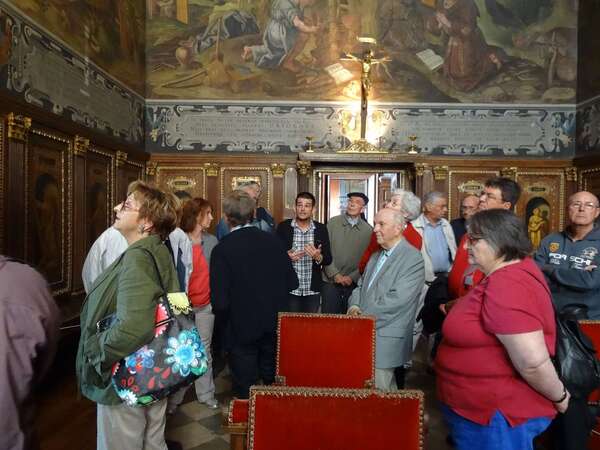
<box><xmin>554</xmin><ymin>304</ymin><xmax>600</xmax><ymax>399</ymax></box>
<box><xmin>99</xmin><ymin>248</ymin><xmax>208</xmax><ymax>407</ymax></box>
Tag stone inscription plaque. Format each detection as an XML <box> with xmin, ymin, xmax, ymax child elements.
<box><xmin>147</xmin><ymin>102</ymin><xmax>575</xmax><ymax>156</ymax></box>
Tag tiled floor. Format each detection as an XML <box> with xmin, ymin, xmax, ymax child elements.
<box><xmin>37</xmin><ymin>336</ymin><xmax>452</xmax><ymax>450</ymax></box>
<box><xmin>163</xmin><ymin>340</ymin><xmax>453</xmax><ymax>450</ymax></box>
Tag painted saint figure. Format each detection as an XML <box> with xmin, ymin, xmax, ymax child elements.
<box><xmin>242</xmin><ymin>0</ymin><xmax>319</xmax><ymax>73</ymax></box>
<box><xmin>433</xmin><ymin>0</ymin><xmax>503</xmax><ymax>91</ymax></box>
<box><xmin>528</xmin><ymin>207</ymin><xmax>547</xmax><ymax>249</ymax></box>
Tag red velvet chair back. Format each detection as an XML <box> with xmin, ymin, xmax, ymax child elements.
<box><xmin>276</xmin><ymin>313</ymin><xmax>375</xmax><ymax>388</ymax></box>
<box><xmin>248</xmin><ymin>386</ymin><xmax>424</xmax><ymax>450</ymax></box>
<box><xmin>579</xmin><ymin>320</ymin><xmax>600</xmax><ymax>403</ymax></box>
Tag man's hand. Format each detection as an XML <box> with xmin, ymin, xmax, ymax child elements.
<box><xmin>585</xmin><ymin>264</ymin><xmax>597</xmax><ymax>272</ymax></box>
<box><xmin>334</xmin><ymin>274</ymin><xmax>352</xmax><ymax>286</ymax></box>
<box><xmin>287</xmin><ymin>249</ymin><xmax>305</xmax><ymax>262</ymax></box>
<box><xmin>304</xmin><ymin>244</ymin><xmax>322</xmax><ymax>263</ymax></box>
<box><xmin>347</xmin><ymin>306</ymin><xmax>361</xmax><ymax>316</ymax></box>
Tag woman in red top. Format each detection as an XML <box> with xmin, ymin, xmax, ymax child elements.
<box><xmin>436</xmin><ymin>209</ymin><xmax>568</xmax><ymax>450</ymax></box>
<box><xmin>169</xmin><ymin>197</ymin><xmax>219</xmax><ymax>412</ymax></box>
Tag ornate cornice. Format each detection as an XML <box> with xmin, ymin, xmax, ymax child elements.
<box><xmin>271</xmin><ymin>163</ymin><xmax>286</xmax><ymax>178</ymax></box>
<box><xmin>72</xmin><ymin>135</ymin><xmax>90</xmax><ymax>156</ymax></box>
<box><xmin>7</xmin><ymin>113</ymin><xmax>31</xmax><ymax>142</ymax></box>
<box><xmin>564</xmin><ymin>166</ymin><xmax>577</xmax><ymax>182</ymax></box>
<box><xmin>204</xmin><ymin>162</ymin><xmax>219</xmax><ymax>177</ymax></box>
<box><xmin>414</xmin><ymin>163</ymin><xmax>429</xmax><ymax>177</ymax></box>
<box><xmin>433</xmin><ymin>165</ymin><xmax>448</xmax><ymax>181</ymax></box>
<box><xmin>500</xmin><ymin>166</ymin><xmax>517</xmax><ymax>179</ymax></box>
<box><xmin>115</xmin><ymin>151</ymin><xmax>128</xmax><ymax>167</ymax></box>
<box><xmin>145</xmin><ymin>161</ymin><xmax>158</xmax><ymax>176</ymax></box>
<box><xmin>296</xmin><ymin>160</ymin><xmax>311</xmax><ymax>176</ymax></box>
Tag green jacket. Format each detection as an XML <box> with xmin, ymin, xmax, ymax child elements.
<box><xmin>76</xmin><ymin>234</ymin><xmax>179</xmax><ymax>405</ymax></box>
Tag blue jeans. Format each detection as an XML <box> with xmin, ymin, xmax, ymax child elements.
<box><xmin>441</xmin><ymin>404</ymin><xmax>551</xmax><ymax>450</ymax></box>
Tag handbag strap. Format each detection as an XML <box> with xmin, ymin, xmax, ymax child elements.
<box><xmin>138</xmin><ymin>247</ymin><xmax>175</xmax><ymax>317</ymax></box>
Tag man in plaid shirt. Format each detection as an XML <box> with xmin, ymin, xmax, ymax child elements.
<box><xmin>276</xmin><ymin>192</ymin><xmax>332</xmax><ymax>312</ymax></box>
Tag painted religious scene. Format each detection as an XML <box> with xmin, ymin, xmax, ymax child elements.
<box><xmin>146</xmin><ymin>0</ymin><xmax>577</xmax><ymax>103</ymax></box>
<box><xmin>8</xmin><ymin>0</ymin><xmax>145</xmax><ymax>95</ymax></box>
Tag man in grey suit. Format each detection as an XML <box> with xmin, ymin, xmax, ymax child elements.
<box><xmin>348</xmin><ymin>208</ymin><xmax>425</xmax><ymax>391</ymax></box>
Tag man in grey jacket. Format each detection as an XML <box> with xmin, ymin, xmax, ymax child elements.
<box><xmin>348</xmin><ymin>208</ymin><xmax>425</xmax><ymax>390</ymax></box>
<box><xmin>322</xmin><ymin>192</ymin><xmax>373</xmax><ymax>314</ymax></box>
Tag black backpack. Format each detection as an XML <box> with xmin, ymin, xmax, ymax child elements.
<box><xmin>553</xmin><ymin>305</ymin><xmax>600</xmax><ymax>399</ymax></box>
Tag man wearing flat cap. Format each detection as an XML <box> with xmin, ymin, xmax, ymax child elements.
<box><xmin>322</xmin><ymin>192</ymin><xmax>373</xmax><ymax>313</ymax></box>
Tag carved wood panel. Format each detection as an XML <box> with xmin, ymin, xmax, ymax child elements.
<box><xmin>155</xmin><ymin>166</ymin><xmax>206</xmax><ymax>198</ymax></box>
<box><xmin>26</xmin><ymin>129</ymin><xmax>72</xmax><ymax>295</ymax></box>
<box><xmin>580</xmin><ymin>168</ymin><xmax>600</xmax><ymax>198</ymax></box>
<box><xmin>220</xmin><ymin>167</ymin><xmax>272</xmax><ymax>213</ymax></box>
<box><xmin>447</xmin><ymin>169</ymin><xmax>500</xmax><ymax>220</ymax></box>
<box><xmin>86</xmin><ymin>148</ymin><xmax>114</xmax><ymax>249</ymax></box>
<box><xmin>515</xmin><ymin>171</ymin><xmax>566</xmax><ymax>244</ymax></box>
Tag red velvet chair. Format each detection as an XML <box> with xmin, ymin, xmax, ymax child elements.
<box><xmin>247</xmin><ymin>386</ymin><xmax>424</xmax><ymax>450</ymax></box>
<box><xmin>275</xmin><ymin>313</ymin><xmax>376</xmax><ymax>388</ymax></box>
<box><xmin>224</xmin><ymin>313</ymin><xmax>376</xmax><ymax>450</ymax></box>
<box><xmin>578</xmin><ymin>320</ymin><xmax>600</xmax><ymax>449</ymax></box>
<box><xmin>223</xmin><ymin>399</ymin><xmax>249</xmax><ymax>450</ymax></box>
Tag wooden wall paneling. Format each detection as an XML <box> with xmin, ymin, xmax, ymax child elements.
<box><xmin>271</xmin><ymin>163</ymin><xmax>286</xmax><ymax>224</ymax></box>
<box><xmin>515</xmin><ymin>171</ymin><xmax>565</xmax><ymax>245</ymax></box>
<box><xmin>220</xmin><ymin>166</ymin><xmax>272</xmax><ymax>219</ymax></box>
<box><xmin>579</xmin><ymin>168</ymin><xmax>600</xmax><ymax>197</ymax></box>
<box><xmin>0</xmin><ymin>117</ymin><xmax>4</xmax><ymax>254</ymax></box>
<box><xmin>70</xmin><ymin>136</ymin><xmax>89</xmax><ymax>296</ymax></box>
<box><xmin>5</xmin><ymin>114</ymin><xmax>31</xmax><ymax>259</ymax></box>
<box><xmin>155</xmin><ymin>165</ymin><xmax>206</xmax><ymax>198</ymax></box>
<box><xmin>26</xmin><ymin>126</ymin><xmax>72</xmax><ymax>296</ymax></box>
<box><xmin>414</xmin><ymin>163</ymin><xmax>433</xmax><ymax>200</ymax></box>
<box><xmin>115</xmin><ymin>152</ymin><xmax>145</xmax><ymax>204</ymax></box>
<box><xmin>447</xmin><ymin>168</ymin><xmax>500</xmax><ymax>220</ymax></box>
<box><xmin>283</xmin><ymin>167</ymin><xmax>298</xmax><ymax>220</ymax></box>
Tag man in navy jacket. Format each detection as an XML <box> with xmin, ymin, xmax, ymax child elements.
<box><xmin>210</xmin><ymin>190</ymin><xmax>298</xmax><ymax>399</ymax></box>
<box><xmin>276</xmin><ymin>192</ymin><xmax>332</xmax><ymax>313</ymax></box>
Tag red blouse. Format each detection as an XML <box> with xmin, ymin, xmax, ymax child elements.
<box><xmin>358</xmin><ymin>222</ymin><xmax>422</xmax><ymax>274</ymax></box>
<box><xmin>188</xmin><ymin>244</ymin><xmax>210</xmax><ymax>308</ymax></box>
<box><xmin>447</xmin><ymin>234</ymin><xmax>484</xmax><ymax>299</ymax></box>
<box><xmin>436</xmin><ymin>258</ymin><xmax>557</xmax><ymax>426</ymax></box>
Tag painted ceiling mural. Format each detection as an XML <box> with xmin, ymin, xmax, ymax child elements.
<box><xmin>146</xmin><ymin>0</ymin><xmax>577</xmax><ymax>104</ymax></box>
<box><xmin>8</xmin><ymin>0</ymin><xmax>145</xmax><ymax>95</ymax></box>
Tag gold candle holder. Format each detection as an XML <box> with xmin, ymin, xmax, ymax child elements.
<box><xmin>305</xmin><ymin>136</ymin><xmax>315</xmax><ymax>153</ymax></box>
<box><xmin>407</xmin><ymin>134</ymin><xmax>419</xmax><ymax>155</ymax></box>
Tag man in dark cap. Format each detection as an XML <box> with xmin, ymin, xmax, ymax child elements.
<box><xmin>322</xmin><ymin>192</ymin><xmax>373</xmax><ymax>313</ymax></box>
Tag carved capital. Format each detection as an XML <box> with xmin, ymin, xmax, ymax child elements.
<box><xmin>204</xmin><ymin>162</ymin><xmax>219</xmax><ymax>177</ymax></box>
<box><xmin>7</xmin><ymin>113</ymin><xmax>31</xmax><ymax>142</ymax></box>
<box><xmin>296</xmin><ymin>161</ymin><xmax>312</xmax><ymax>176</ymax></box>
<box><xmin>414</xmin><ymin>163</ymin><xmax>430</xmax><ymax>177</ymax></box>
<box><xmin>433</xmin><ymin>165</ymin><xmax>448</xmax><ymax>181</ymax></box>
<box><xmin>145</xmin><ymin>161</ymin><xmax>158</xmax><ymax>176</ymax></box>
<box><xmin>564</xmin><ymin>167</ymin><xmax>577</xmax><ymax>182</ymax></box>
<box><xmin>500</xmin><ymin>167</ymin><xmax>517</xmax><ymax>179</ymax></box>
<box><xmin>115</xmin><ymin>151</ymin><xmax>128</xmax><ymax>167</ymax></box>
<box><xmin>73</xmin><ymin>135</ymin><xmax>90</xmax><ymax>156</ymax></box>
<box><xmin>271</xmin><ymin>163</ymin><xmax>286</xmax><ymax>178</ymax></box>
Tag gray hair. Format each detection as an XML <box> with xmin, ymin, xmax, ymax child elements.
<box><xmin>423</xmin><ymin>191</ymin><xmax>446</xmax><ymax>207</ymax></box>
<box><xmin>391</xmin><ymin>189</ymin><xmax>421</xmax><ymax>221</ymax></box>
<box><xmin>223</xmin><ymin>190</ymin><xmax>255</xmax><ymax>227</ymax></box>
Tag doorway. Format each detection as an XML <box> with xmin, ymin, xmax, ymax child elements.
<box><xmin>313</xmin><ymin>166</ymin><xmax>412</xmax><ymax>225</ymax></box>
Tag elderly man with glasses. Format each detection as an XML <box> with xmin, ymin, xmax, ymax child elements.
<box><xmin>534</xmin><ymin>190</ymin><xmax>600</xmax><ymax>450</ymax></box>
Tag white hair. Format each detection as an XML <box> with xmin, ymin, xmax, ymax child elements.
<box><xmin>391</xmin><ymin>189</ymin><xmax>421</xmax><ymax>221</ymax></box>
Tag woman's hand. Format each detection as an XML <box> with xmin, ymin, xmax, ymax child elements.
<box><xmin>555</xmin><ymin>390</ymin><xmax>570</xmax><ymax>414</ymax></box>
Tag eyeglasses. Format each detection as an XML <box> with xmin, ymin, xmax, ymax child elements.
<box><xmin>120</xmin><ymin>201</ymin><xmax>139</xmax><ymax>212</ymax></box>
<box><xmin>467</xmin><ymin>234</ymin><xmax>483</xmax><ymax>245</ymax></box>
<box><xmin>569</xmin><ymin>202</ymin><xmax>599</xmax><ymax>210</ymax></box>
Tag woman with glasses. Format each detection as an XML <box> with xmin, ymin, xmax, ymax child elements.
<box><xmin>167</xmin><ymin>197</ymin><xmax>220</xmax><ymax>413</ymax></box>
<box><xmin>436</xmin><ymin>209</ymin><xmax>568</xmax><ymax>450</ymax></box>
<box><xmin>77</xmin><ymin>181</ymin><xmax>180</xmax><ymax>450</ymax></box>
